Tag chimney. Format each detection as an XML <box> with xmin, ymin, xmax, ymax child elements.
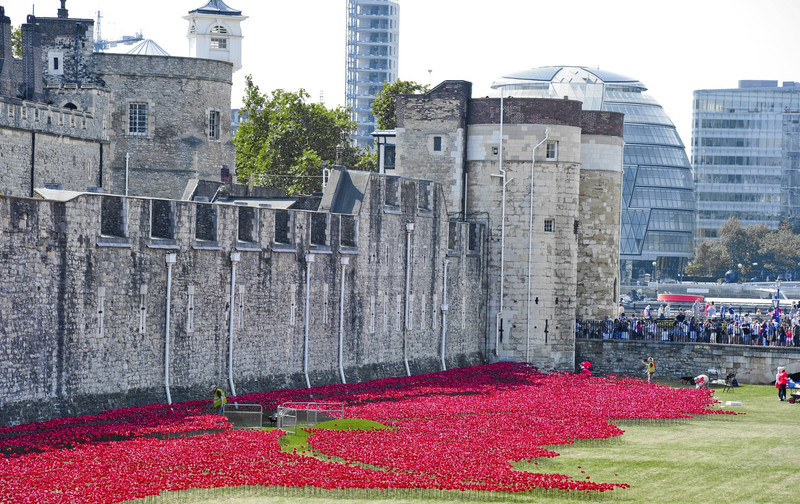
<box><xmin>58</xmin><ymin>0</ymin><xmax>69</xmax><ymax>19</ymax></box>
<box><xmin>21</xmin><ymin>16</ymin><xmax>43</xmax><ymax>101</ymax></box>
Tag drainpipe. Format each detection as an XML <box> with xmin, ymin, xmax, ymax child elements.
<box><xmin>303</xmin><ymin>253</ymin><xmax>315</xmax><ymax>388</ymax></box>
<box><xmin>29</xmin><ymin>131</ymin><xmax>36</xmax><ymax>197</ymax></box>
<box><xmin>526</xmin><ymin>131</ymin><xmax>549</xmax><ymax>363</ymax></box>
<box><xmin>338</xmin><ymin>256</ymin><xmax>349</xmax><ymax>384</ymax></box>
<box><xmin>164</xmin><ymin>253</ymin><xmax>177</xmax><ymax>405</ymax></box>
<box><xmin>440</xmin><ymin>259</ymin><xmax>450</xmax><ymax>371</ymax></box>
<box><xmin>125</xmin><ymin>152</ymin><xmax>130</xmax><ymax>196</ymax></box>
<box><xmin>228</xmin><ymin>252</ymin><xmax>240</xmax><ymax>397</ymax></box>
<box><xmin>490</xmin><ymin>90</ymin><xmax>508</xmax><ymax>356</ymax></box>
<box><xmin>404</xmin><ymin>223</ymin><xmax>414</xmax><ymax>376</ymax></box>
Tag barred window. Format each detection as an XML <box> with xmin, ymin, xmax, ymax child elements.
<box><xmin>208</xmin><ymin>110</ymin><xmax>221</xmax><ymax>140</ymax></box>
<box><xmin>129</xmin><ymin>103</ymin><xmax>148</xmax><ymax>135</ymax></box>
<box><xmin>544</xmin><ymin>219</ymin><xmax>554</xmax><ymax>233</ymax></box>
<box><xmin>546</xmin><ymin>141</ymin><xmax>558</xmax><ymax>161</ymax></box>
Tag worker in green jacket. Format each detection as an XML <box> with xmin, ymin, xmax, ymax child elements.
<box><xmin>213</xmin><ymin>386</ymin><xmax>227</xmax><ymax>415</ymax></box>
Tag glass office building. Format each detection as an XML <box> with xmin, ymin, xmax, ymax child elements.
<box><xmin>491</xmin><ymin>66</ymin><xmax>695</xmax><ymax>281</ymax></box>
<box><xmin>345</xmin><ymin>0</ymin><xmax>399</xmax><ymax>149</ymax></box>
<box><xmin>692</xmin><ymin>80</ymin><xmax>800</xmax><ymax>243</ymax></box>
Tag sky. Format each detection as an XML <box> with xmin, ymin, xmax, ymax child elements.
<box><xmin>15</xmin><ymin>0</ymin><xmax>800</xmax><ymax>155</ymax></box>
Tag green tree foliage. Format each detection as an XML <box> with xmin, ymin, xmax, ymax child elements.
<box><xmin>234</xmin><ymin>75</ymin><xmax>375</xmax><ymax>195</ymax></box>
<box><xmin>11</xmin><ymin>26</ymin><xmax>22</xmax><ymax>58</ymax></box>
<box><xmin>371</xmin><ymin>80</ymin><xmax>430</xmax><ymax>130</ymax></box>
<box><xmin>689</xmin><ymin>216</ymin><xmax>800</xmax><ymax>280</ymax></box>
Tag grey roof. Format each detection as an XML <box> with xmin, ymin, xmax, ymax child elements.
<box><xmin>189</xmin><ymin>0</ymin><xmax>242</xmax><ymax>16</ymax></box>
<box><xmin>126</xmin><ymin>39</ymin><xmax>170</xmax><ymax>56</ymax></box>
<box><xmin>318</xmin><ymin>168</ymin><xmax>369</xmax><ymax>215</ymax></box>
<box><xmin>499</xmin><ymin>65</ymin><xmax>639</xmax><ymax>84</ymax></box>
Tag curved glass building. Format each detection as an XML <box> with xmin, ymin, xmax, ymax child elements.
<box><xmin>491</xmin><ymin>66</ymin><xmax>695</xmax><ymax>281</ymax></box>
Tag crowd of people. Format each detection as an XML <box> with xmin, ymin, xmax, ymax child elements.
<box><xmin>576</xmin><ymin>299</ymin><xmax>800</xmax><ymax>346</ymax></box>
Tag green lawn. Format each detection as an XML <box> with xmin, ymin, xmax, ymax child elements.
<box><xmin>132</xmin><ymin>382</ymin><xmax>800</xmax><ymax>504</ymax></box>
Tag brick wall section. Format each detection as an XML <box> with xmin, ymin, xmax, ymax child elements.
<box><xmin>580</xmin><ymin>110</ymin><xmax>624</xmax><ymax>137</ymax></box>
<box><xmin>468</xmin><ymin>97</ymin><xmax>584</xmax><ymax>127</ymax></box>
<box><xmin>576</xmin><ymin>339</ymin><xmax>800</xmax><ymax>385</ymax></box>
<box><xmin>0</xmin><ymin>172</ymin><xmax>486</xmax><ymax>425</ymax></box>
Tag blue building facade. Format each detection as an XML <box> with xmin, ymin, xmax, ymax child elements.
<box><xmin>692</xmin><ymin>80</ymin><xmax>800</xmax><ymax>244</ymax></box>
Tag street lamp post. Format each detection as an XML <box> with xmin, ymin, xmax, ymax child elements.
<box><xmin>652</xmin><ymin>261</ymin><xmax>658</xmax><ymax>298</ymax></box>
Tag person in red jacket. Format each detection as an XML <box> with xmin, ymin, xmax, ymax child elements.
<box><xmin>776</xmin><ymin>367</ymin><xmax>789</xmax><ymax>401</ymax></box>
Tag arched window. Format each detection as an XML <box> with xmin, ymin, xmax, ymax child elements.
<box><xmin>64</xmin><ymin>102</ymin><xmax>78</xmax><ymax>110</ymax></box>
<box><xmin>210</xmin><ymin>25</ymin><xmax>228</xmax><ymax>50</ymax></box>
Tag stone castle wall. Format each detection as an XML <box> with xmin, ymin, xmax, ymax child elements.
<box><xmin>466</xmin><ymin>123</ymin><xmax>583</xmax><ymax>369</ymax></box>
<box><xmin>0</xmin><ymin>7</ymin><xmax>236</xmax><ymax>202</ymax></box>
<box><xmin>395</xmin><ymin>81</ymin><xmax>471</xmax><ymax>215</ymax></box>
<box><xmin>576</xmin><ymin>339</ymin><xmax>800</xmax><ymax>385</ymax></box>
<box><xmin>577</xmin><ymin>134</ymin><xmax>624</xmax><ymax>321</ymax></box>
<box><xmin>94</xmin><ymin>54</ymin><xmax>235</xmax><ymax>200</ymax></box>
<box><xmin>0</xmin><ymin>172</ymin><xmax>486</xmax><ymax>425</ymax></box>
<box><xmin>394</xmin><ymin>83</ymin><xmax>623</xmax><ymax>370</ymax></box>
<box><xmin>0</xmin><ymin>98</ymin><xmax>105</xmax><ymax>197</ymax></box>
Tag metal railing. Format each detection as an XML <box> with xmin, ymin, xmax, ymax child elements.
<box><xmin>222</xmin><ymin>403</ymin><xmax>263</xmax><ymax>429</ymax></box>
<box><xmin>276</xmin><ymin>401</ymin><xmax>345</xmax><ymax>434</ymax></box>
<box><xmin>576</xmin><ymin>318</ymin><xmax>800</xmax><ymax>346</ymax></box>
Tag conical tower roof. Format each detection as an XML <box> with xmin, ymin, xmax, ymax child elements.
<box><xmin>189</xmin><ymin>0</ymin><xmax>242</xmax><ymax>16</ymax></box>
<box><xmin>126</xmin><ymin>39</ymin><xmax>170</xmax><ymax>56</ymax></box>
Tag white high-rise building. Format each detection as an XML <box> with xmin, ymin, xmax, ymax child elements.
<box><xmin>346</xmin><ymin>0</ymin><xmax>399</xmax><ymax>149</ymax></box>
<box><xmin>185</xmin><ymin>0</ymin><xmax>247</xmax><ymax>72</ymax></box>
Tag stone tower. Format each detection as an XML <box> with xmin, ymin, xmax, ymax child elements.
<box><xmin>185</xmin><ymin>0</ymin><xmax>246</xmax><ymax>72</ymax></box>
<box><xmin>394</xmin><ymin>81</ymin><xmax>624</xmax><ymax>370</ymax></box>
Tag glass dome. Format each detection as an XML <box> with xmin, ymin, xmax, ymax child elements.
<box><xmin>492</xmin><ymin>66</ymin><xmax>695</xmax><ymax>281</ymax></box>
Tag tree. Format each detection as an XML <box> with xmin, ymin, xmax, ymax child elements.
<box><xmin>758</xmin><ymin>220</ymin><xmax>800</xmax><ymax>278</ymax></box>
<box><xmin>687</xmin><ymin>239</ymin><xmax>728</xmax><ymax>279</ymax></box>
<box><xmin>691</xmin><ymin>217</ymin><xmax>800</xmax><ymax>281</ymax></box>
<box><xmin>11</xmin><ymin>25</ymin><xmax>22</xmax><ymax>58</ymax></box>
<box><xmin>371</xmin><ymin>80</ymin><xmax>429</xmax><ymax>130</ymax></box>
<box><xmin>718</xmin><ymin>217</ymin><xmax>754</xmax><ymax>271</ymax></box>
<box><xmin>234</xmin><ymin>76</ymin><xmax>375</xmax><ymax>194</ymax></box>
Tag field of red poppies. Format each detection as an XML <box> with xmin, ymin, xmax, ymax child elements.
<box><xmin>0</xmin><ymin>363</ymin><xmax>731</xmax><ymax>503</ymax></box>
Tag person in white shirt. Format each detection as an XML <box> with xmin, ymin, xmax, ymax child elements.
<box><xmin>693</xmin><ymin>374</ymin><xmax>709</xmax><ymax>389</ymax></box>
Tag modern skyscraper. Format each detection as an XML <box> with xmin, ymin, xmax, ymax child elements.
<box><xmin>692</xmin><ymin>80</ymin><xmax>800</xmax><ymax>242</ymax></box>
<box><xmin>345</xmin><ymin>0</ymin><xmax>399</xmax><ymax>149</ymax></box>
<box><xmin>491</xmin><ymin>66</ymin><xmax>695</xmax><ymax>282</ymax></box>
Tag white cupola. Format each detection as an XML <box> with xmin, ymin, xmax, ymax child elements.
<box><xmin>184</xmin><ymin>0</ymin><xmax>247</xmax><ymax>71</ymax></box>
